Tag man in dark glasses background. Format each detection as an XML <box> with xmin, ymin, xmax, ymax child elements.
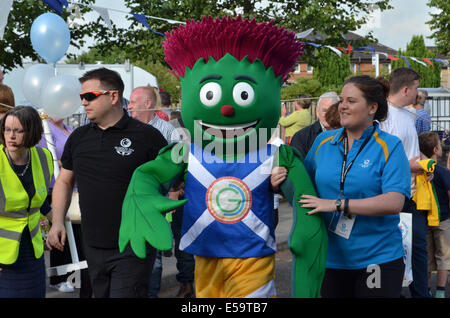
<box><xmin>47</xmin><ymin>67</ymin><xmax>168</xmax><ymax>298</ymax></box>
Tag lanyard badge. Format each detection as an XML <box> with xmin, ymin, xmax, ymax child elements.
<box><xmin>330</xmin><ymin>126</ymin><xmax>376</xmax><ymax>239</ymax></box>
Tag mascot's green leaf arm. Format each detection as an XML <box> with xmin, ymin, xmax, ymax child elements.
<box><xmin>277</xmin><ymin>145</ymin><xmax>328</xmax><ymax>298</ymax></box>
<box><xmin>118</xmin><ymin>143</ymin><xmax>188</xmax><ymax>257</ymax></box>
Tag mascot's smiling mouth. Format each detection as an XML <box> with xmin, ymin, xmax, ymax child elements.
<box><xmin>198</xmin><ymin>120</ymin><xmax>259</xmax><ymax>139</ymax></box>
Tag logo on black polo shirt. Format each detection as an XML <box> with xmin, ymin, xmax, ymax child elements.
<box><xmin>115</xmin><ymin>138</ymin><xmax>134</xmax><ymax>156</ymax></box>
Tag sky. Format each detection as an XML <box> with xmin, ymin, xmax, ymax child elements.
<box><xmin>69</xmin><ymin>0</ymin><xmax>438</xmax><ymax>55</ymax></box>
<box><xmin>355</xmin><ymin>0</ymin><xmax>437</xmax><ymax>50</ymax></box>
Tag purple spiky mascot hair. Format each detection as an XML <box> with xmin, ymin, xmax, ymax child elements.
<box><xmin>163</xmin><ymin>15</ymin><xmax>303</xmax><ymax>82</ymax></box>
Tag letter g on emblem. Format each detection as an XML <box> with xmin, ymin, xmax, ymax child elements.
<box><xmin>206</xmin><ymin>176</ymin><xmax>252</xmax><ymax>224</ymax></box>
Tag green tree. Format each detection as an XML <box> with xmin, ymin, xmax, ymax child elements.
<box><xmin>426</xmin><ymin>0</ymin><xmax>449</xmax><ymax>55</ymax></box>
<box><xmin>0</xmin><ymin>0</ymin><xmax>103</xmax><ymax>72</ymax></box>
<box><xmin>91</xmin><ymin>0</ymin><xmax>393</xmax><ymax>68</ymax></box>
<box><xmin>66</xmin><ymin>47</ymin><xmax>181</xmax><ymax>103</ymax></box>
<box><xmin>392</xmin><ymin>35</ymin><xmax>441</xmax><ymax>87</ymax></box>
<box><xmin>313</xmin><ymin>48</ymin><xmax>351</xmax><ymax>88</ymax></box>
<box><xmin>281</xmin><ymin>77</ymin><xmax>322</xmax><ymax>100</ymax></box>
<box><xmin>281</xmin><ymin>77</ymin><xmax>342</xmax><ymax>101</ymax></box>
<box><xmin>1</xmin><ymin>0</ymin><xmax>394</xmax><ymax>94</ymax></box>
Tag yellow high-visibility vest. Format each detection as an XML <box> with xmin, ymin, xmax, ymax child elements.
<box><xmin>0</xmin><ymin>145</ymin><xmax>53</xmax><ymax>265</ymax></box>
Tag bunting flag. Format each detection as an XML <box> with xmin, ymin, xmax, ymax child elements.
<box><xmin>422</xmin><ymin>57</ymin><xmax>437</xmax><ymax>70</ymax></box>
<box><xmin>90</xmin><ymin>5</ymin><xmax>112</xmax><ymax>30</ymax></box>
<box><xmin>299</xmin><ymin>41</ymin><xmax>446</xmax><ymax>72</ymax></box>
<box><xmin>305</xmin><ymin>41</ymin><xmax>322</xmax><ymax>48</ymax></box>
<box><xmin>0</xmin><ymin>0</ymin><xmax>13</xmax><ymax>40</ymax></box>
<box><xmin>388</xmin><ymin>54</ymin><xmax>400</xmax><ymax>61</ymax></box>
<box><xmin>336</xmin><ymin>43</ymin><xmax>352</xmax><ymax>55</ymax></box>
<box><xmin>353</xmin><ymin>46</ymin><xmax>376</xmax><ymax>53</ymax></box>
<box><xmin>433</xmin><ymin>58</ymin><xmax>449</xmax><ymax>67</ymax></box>
<box><xmin>296</xmin><ymin>28</ymin><xmax>314</xmax><ymax>39</ymax></box>
<box><xmin>410</xmin><ymin>57</ymin><xmax>427</xmax><ymax>67</ymax></box>
<box><xmin>324</xmin><ymin>45</ymin><xmax>342</xmax><ymax>57</ymax></box>
<box><xmin>400</xmin><ymin>56</ymin><xmax>410</xmax><ymax>67</ymax></box>
<box><xmin>132</xmin><ymin>13</ymin><xmax>164</xmax><ymax>36</ymax></box>
<box><xmin>42</xmin><ymin>0</ymin><xmax>68</xmax><ymax>15</ymax></box>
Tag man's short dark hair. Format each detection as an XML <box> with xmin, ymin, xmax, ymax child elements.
<box><xmin>418</xmin><ymin>131</ymin><xmax>440</xmax><ymax>158</ymax></box>
<box><xmin>389</xmin><ymin>67</ymin><xmax>420</xmax><ymax>95</ymax></box>
<box><xmin>159</xmin><ymin>91</ymin><xmax>171</xmax><ymax>107</ymax></box>
<box><xmin>0</xmin><ymin>106</ymin><xmax>43</xmax><ymax>147</ymax></box>
<box><xmin>79</xmin><ymin>68</ymin><xmax>125</xmax><ymax>104</ymax></box>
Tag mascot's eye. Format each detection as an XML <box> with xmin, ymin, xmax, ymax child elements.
<box><xmin>232</xmin><ymin>82</ymin><xmax>254</xmax><ymax>106</ymax></box>
<box><xmin>200</xmin><ymin>82</ymin><xmax>222</xmax><ymax>107</ymax></box>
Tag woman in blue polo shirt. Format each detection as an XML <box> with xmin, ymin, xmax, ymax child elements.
<box><xmin>300</xmin><ymin>75</ymin><xmax>411</xmax><ymax>298</ymax></box>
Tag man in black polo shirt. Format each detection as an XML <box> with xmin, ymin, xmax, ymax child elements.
<box><xmin>47</xmin><ymin>68</ymin><xmax>167</xmax><ymax>298</ymax></box>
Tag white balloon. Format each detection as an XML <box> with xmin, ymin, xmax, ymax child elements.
<box><xmin>22</xmin><ymin>64</ymin><xmax>55</xmax><ymax>108</ymax></box>
<box><xmin>41</xmin><ymin>75</ymin><xmax>81</xmax><ymax>118</ymax></box>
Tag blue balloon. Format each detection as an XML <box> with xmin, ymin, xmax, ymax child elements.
<box><xmin>30</xmin><ymin>13</ymin><xmax>70</xmax><ymax>63</ymax></box>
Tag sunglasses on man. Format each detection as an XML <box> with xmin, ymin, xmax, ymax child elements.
<box><xmin>80</xmin><ymin>90</ymin><xmax>118</xmax><ymax>102</ymax></box>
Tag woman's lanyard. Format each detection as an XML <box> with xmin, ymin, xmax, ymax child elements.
<box><xmin>339</xmin><ymin>126</ymin><xmax>377</xmax><ymax>198</ymax></box>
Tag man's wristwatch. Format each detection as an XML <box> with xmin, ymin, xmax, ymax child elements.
<box><xmin>335</xmin><ymin>198</ymin><xmax>343</xmax><ymax>212</ymax></box>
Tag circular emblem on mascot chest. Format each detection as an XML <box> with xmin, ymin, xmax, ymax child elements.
<box><xmin>206</xmin><ymin>177</ymin><xmax>252</xmax><ymax>224</ymax></box>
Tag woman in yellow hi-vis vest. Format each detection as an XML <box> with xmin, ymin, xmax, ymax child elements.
<box><xmin>0</xmin><ymin>106</ymin><xmax>53</xmax><ymax>298</ymax></box>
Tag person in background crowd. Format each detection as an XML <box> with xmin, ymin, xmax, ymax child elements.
<box><xmin>447</xmin><ymin>149</ymin><xmax>450</xmax><ymax>171</ymax></box>
<box><xmin>0</xmin><ymin>106</ymin><xmax>54</xmax><ymax>298</ymax></box>
<box><xmin>164</xmin><ymin>108</ymin><xmax>196</xmax><ymax>297</ymax></box>
<box><xmin>380</xmin><ymin>67</ymin><xmax>431</xmax><ymax>298</ymax></box>
<box><xmin>128</xmin><ymin>86</ymin><xmax>181</xmax><ymax>297</ymax></box>
<box><xmin>414</xmin><ymin>90</ymin><xmax>431</xmax><ymax>135</ymax></box>
<box><xmin>154</xmin><ymin>89</ymin><xmax>170</xmax><ymax>122</ymax></box>
<box><xmin>0</xmin><ymin>84</ymin><xmax>15</xmax><ymax>118</ymax></box>
<box><xmin>324</xmin><ymin>101</ymin><xmax>342</xmax><ymax>130</ymax></box>
<box><xmin>279</xmin><ymin>94</ymin><xmax>312</xmax><ymax>144</ymax></box>
<box><xmin>299</xmin><ymin>75</ymin><xmax>410</xmax><ymax>297</ymax></box>
<box><xmin>160</xmin><ymin>90</ymin><xmax>173</xmax><ymax>119</ymax></box>
<box><xmin>290</xmin><ymin>92</ymin><xmax>340</xmax><ymax>158</ymax></box>
<box><xmin>46</xmin><ymin>68</ymin><xmax>168</xmax><ymax>298</ymax></box>
<box><xmin>418</xmin><ymin>132</ymin><xmax>450</xmax><ymax>298</ymax></box>
<box><xmin>128</xmin><ymin>86</ymin><xmax>179</xmax><ymax>143</ymax></box>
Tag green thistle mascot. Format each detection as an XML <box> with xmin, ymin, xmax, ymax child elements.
<box><xmin>119</xmin><ymin>16</ymin><xmax>327</xmax><ymax>298</ymax></box>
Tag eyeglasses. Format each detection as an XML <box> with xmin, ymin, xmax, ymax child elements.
<box><xmin>80</xmin><ymin>90</ymin><xmax>117</xmax><ymax>102</ymax></box>
<box><xmin>3</xmin><ymin>128</ymin><xmax>25</xmax><ymax>135</ymax></box>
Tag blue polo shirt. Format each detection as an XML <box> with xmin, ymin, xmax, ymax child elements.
<box><xmin>304</xmin><ymin>123</ymin><xmax>411</xmax><ymax>269</ymax></box>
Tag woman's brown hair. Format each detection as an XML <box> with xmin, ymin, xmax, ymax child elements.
<box><xmin>0</xmin><ymin>106</ymin><xmax>43</xmax><ymax>148</ymax></box>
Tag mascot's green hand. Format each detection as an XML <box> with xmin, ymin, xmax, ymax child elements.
<box><xmin>119</xmin><ymin>143</ymin><xmax>188</xmax><ymax>258</ymax></box>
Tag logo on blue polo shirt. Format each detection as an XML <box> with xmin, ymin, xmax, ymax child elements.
<box><xmin>359</xmin><ymin>159</ymin><xmax>372</xmax><ymax>168</ymax></box>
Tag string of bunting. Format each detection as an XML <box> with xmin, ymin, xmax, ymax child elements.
<box><xmin>300</xmin><ymin>41</ymin><xmax>449</xmax><ymax>70</ymax></box>
<box><xmin>40</xmin><ymin>0</ymin><xmax>185</xmax><ymax>36</ymax></box>
<box><xmin>1</xmin><ymin>0</ymin><xmax>448</xmax><ymax>69</ymax></box>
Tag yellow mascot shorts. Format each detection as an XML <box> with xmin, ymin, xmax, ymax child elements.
<box><xmin>194</xmin><ymin>254</ymin><xmax>276</xmax><ymax>298</ymax></box>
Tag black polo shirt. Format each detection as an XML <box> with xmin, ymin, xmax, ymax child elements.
<box><xmin>61</xmin><ymin>112</ymin><xmax>168</xmax><ymax>248</ymax></box>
